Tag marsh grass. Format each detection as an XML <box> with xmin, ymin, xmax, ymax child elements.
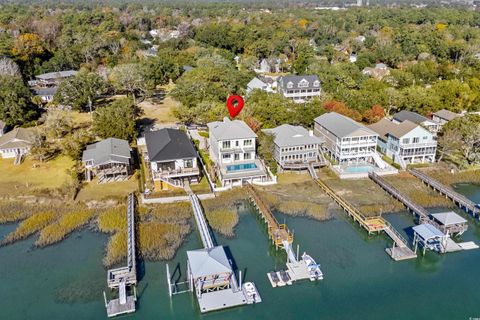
<box><xmin>1</xmin><ymin>211</ymin><xmax>58</xmax><ymax>245</ymax></box>
<box><xmin>103</xmin><ymin>231</ymin><xmax>127</xmax><ymax>266</ymax></box>
<box><xmin>140</xmin><ymin>202</ymin><xmax>192</xmax><ymax>223</ymax></box>
<box><xmin>427</xmin><ymin>168</ymin><xmax>480</xmax><ymax>186</ymax></box>
<box><xmin>205</xmin><ymin>209</ymin><xmax>238</xmax><ymax>237</ymax></box>
<box><xmin>0</xmin><ymin>201</ymin><xmax>49</xmax><ymax>223</ymax></box>
<box><xmin>138</xmin><ymin>222</ymin><xmax>191</xmax><ymax>260</ymax></box>
<box><xmin>36</xmin><ymin>209</ymin><xmax>97</xmax><ymax>247</ymax></box>
<box><xmin>97</xmin><ymin>206</ymin><xmax>126</xmax><ymax>233</ymax></box>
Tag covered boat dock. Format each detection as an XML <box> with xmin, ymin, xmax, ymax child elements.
<box><xmin>413</xmin><ymin>224</ymin><xmax>448</xmax><ymax>255</ymax></box>
<box><xmin>430</xmin><ymin>211</ymin><xmax>468</xmax><ymax>236</ymax></box>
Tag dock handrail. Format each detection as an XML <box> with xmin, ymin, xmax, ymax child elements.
<box><xmin>383</xmin><ymin>220</ymin><xmax>409</xmax><ymax>248</ymax></box>
<box><xmin>368</xmin><ymin>172</ymin><xmax>429</xmax><ymax>220</ymax></box>
<box><xmin>189</xmin><ymin>192</ymin><xmax>215</xmax><ymax>249</ymax></box>
<box><xmin>408</xmin><ymin>169</ymin><xmax>480</xmax><ymax>216</ymax></box>
<box><xmin>127</xmin><ymin>193</ymin><xmax>136</xmax><ymax>273</ymax></box>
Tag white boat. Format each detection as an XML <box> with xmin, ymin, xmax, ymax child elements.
<box><xmin>242</xmin><ymin>282</ymin><xmax>262</xmax><ymax>304</ymax></box>
<box><xmin>302</xmin><ymin>252</ymin><xmax>323</xmax><ymax>281</ymax></box>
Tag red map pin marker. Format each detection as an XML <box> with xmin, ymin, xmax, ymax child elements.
<box><xmin>226</xmin><ymin>95</ymin><xmax>244</xmax><ymax>118</ymax></box>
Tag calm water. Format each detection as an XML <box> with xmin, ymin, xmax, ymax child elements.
<box><xmin>1</xmin><ymin>184</ymin><xmax>480</xmax><ymax>320</ymax></box>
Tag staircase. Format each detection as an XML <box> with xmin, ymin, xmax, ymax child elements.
<box><xmin>394</xmin><ymin>155</ymin><xmax>407</xmax><ymax>169</ymax></box>
<box><xmin>158</xmin><ymin>175</ymin><xmax>183</xmax><ymax>188</ymax></box>
<box><xmin>13</xmin><ymin>153</ymin><xmax>23</xmax><ymax>166</ymax></box>
<box><xmin>370</xmin><ymin>152</ymin><xmax>386</xmax><ymax>169</ymax></box>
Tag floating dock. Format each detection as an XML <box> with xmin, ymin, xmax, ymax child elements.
<box><xmin>408</xmin><ymin>169</ymin><xmax>480</xmax><ymax>218</ymax></box>
<box><xmin>104</xmin><ymin>193</ymin><xmax>137</xmax><ymax>318</ymax></box>
<box><xmin>167</xmin><ymin>192</ymin><xmax>261</xmax><ymax>313</ymax></box>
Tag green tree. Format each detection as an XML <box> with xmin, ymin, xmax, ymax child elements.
<box><xmin>109</xmin><ymin>64</ymin><xmax>147</xmax><ymax>105</ymax></box>
<box><xmin>257</xmin><ymin>131</ymin><xmax>277</xmax><ymax>175</ymax></box>
<box><xmin>54</xmin><ymin>72</ymin><xmax>107</xmax><ymax>112</ymax></box>
<box><xmin>92</xmin><ymin>98</ymin><xmax>140</xmax><ymax>141</ymax></box>
<box><xmin>0</xmin><ymin>75</ymin><xmax>38</xmax><ymax>126</ymax></box>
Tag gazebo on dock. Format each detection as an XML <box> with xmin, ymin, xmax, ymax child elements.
<box><xmin>187</xmin><ymin>246</ymin><xmax>233</xmax><ymax>296</ymax></box>
<box><xmin>412</xmin><ymin>224</ymin><xmax>448</xmax><ymax>255</ymax></box>
<box><xmin>430</xmin><ymin>211</ymin><xmax>468</xmax><ymax>236</ymax></box>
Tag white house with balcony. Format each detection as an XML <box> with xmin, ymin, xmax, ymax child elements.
<box><xmin>207</xmin><ymin>118</ymin><xmax>267</xmax><ymax>187</ymax></box>
<box><xmin>144</xmin><ymin>128</ymin><xmax>200</xmax><ymax>188</ymax></box>
<box><xmin>277</xmin><ymin>75</ymin><xmax>321</xmax><ymax>103</ymax></box>
<box><xmin>262</xmin><ymin>124</ymin><xmax>326</xmax><ymax>170</ymax></box>
<box><xmin>368</xmin><ymin>118</ymin><xmax>437</xmax><ymax>169</ymax></box>
<box><xmin>313</xmin><ymin>112</ymin><xmax>392</xmax><ymax>178</ymax></box>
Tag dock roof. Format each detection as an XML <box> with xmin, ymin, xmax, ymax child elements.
<box><xmin>431</xmin><ymin>211</ymin><xmax>467</xmax><ymax>226</ymax></box>
<box><xmin>314</xmin><ymin>112</ymin><xmax>377</xmax><ymax>139</ymax></box>
<box><xmin>187</xmin><ymin>246</ymin><xmax>232</xmax><ymax>278</ymax></box>
<box><xmin>413</xmin><ymin>223</ymin><xmax>445</xmax><ymax>240</ymax></box>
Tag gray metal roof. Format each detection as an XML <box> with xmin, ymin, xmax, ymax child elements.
<box><xmin>82</xmin><ymin>138</ymin><xmax>131</xmax><ymax>167</ymax></box>
<box><xmin>144</xmin><ymin>128</ymin><xmax>197</xmax><ymax>162</ymax></box>
<box><xmin>208</xmin><ymin>118</ymin><xmax>257</xmax><ymax>141</ymax></box>
<box><xmin>36</xmin><ymin>70</ymin><xmax>77</xmax><ymax>80</ymax></box>
<box><xmin>413</xmin><ymin>223</ymin><xmax>445</xmax><ymax>240</ymax></box>
<box><xmin>187</xmin><ymin>246</ymin><xmax>232</xmax><ymax>278</ymax></box>
<box><xmin>314</xmin><ymin>112</ymin><xmax>377</xmax><ymax>138</ymax></box>
<box><xmin>263</xmin><ymin>124</ymin><xmax>323</xmax><ymax>147</ymax></box>
<box><xmin>433</xmin><ymin>109</ymin><xmax>460</xmax><ymax>121</ymax></box>
<box><xmin>0</xmin><ymin>127</ymin><xmax>35</xmax><ymax>149</ymax></box>
<box><xmin>33</xmin><ymin>87</ymin><xmax>57</xmax><ymax>96</ymax></box>
<box><xmin>393</xmin><ymin>110</ymin><xmax>432</xmax><ymax>125</ymax></box>
<box><xmin>368</xmin><ymin>118</ymin><xmax>424</xmax><ymax>140</ymax></box>
<box><xmin>247</xmin><ymin>77</ymin><xmax>268</xmax><ymax>90</ymax></box>
<box><xmin>431</xmin><ymin>211</ymin><xmax>467</xmax><ymax>226</ymax></box>
<box><xmin>278</xmin><ymin>75</ymin><xmax>320</xmax><ymax>90</ymax></box>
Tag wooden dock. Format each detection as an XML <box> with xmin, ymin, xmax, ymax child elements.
<box><xmin>368</xmin><ymin>172</ymin><xmax>429</xmax><ymax>222</ymax></box>
<box><xmin>246</xmin><ymin>184</ymin><xmax>294</xmax><ymax>249</ymax></box>
<box><xmin>408</xmin><ymin>169</ymin><xmax>480</xmax><ymax>218</ymax></box>
<box><xmin>105</xmin><ymin>193</ymin><xmax>137</xmax><ymax>318</ymax></box>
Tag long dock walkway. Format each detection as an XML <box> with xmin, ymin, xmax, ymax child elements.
<box><xmin>308</xmin><ymin>166</ymin><xmax>415</xmax><ymax>260</ymax></box>
<box><xmin>189</xmin><ymin>193</ymin><xmax>215</xmax><ymax>249</ymax></box>
<box><xmin>368</xmin><ymin>172</ymin><xmax>429</xmax><ymax>223</ymax></box>
<box><xmin>409</xmin><ymin>169</ymin><xmax>480</xmax><ymax>218</ymax></box>
<box><xmin>105</xmin><ymin>193</ymin><xmax>137</xmax><ymax>318</ymax></box>
<box><xmin>245</xmin><ymin>184</ymin><xmax>293</xmax><ymax>249</ymax></box>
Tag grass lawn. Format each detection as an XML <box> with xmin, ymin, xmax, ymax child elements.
<box><xmin>276</xmin><ymin>172</ymin><xmax>312</xmax><ymax>185</ymax></box>
<box><xmin>76</xmin><ymin>178</ymin><xmax>138</xmax><ymax>202</ymax></box>
<box><xmin>0</xmin><ymin>156</ymin><xmax>74</xmax><ymax>196</ymax></box>
<box><xmin>139</xmin><ymin>92</ymin><xmax>180</xmax><ymax>125</ymax></box>
<box><xmin>70</xmin><ymin>111</ymin><xmax>93</xmax><ymax>127</ymax></box>
<box><xmin>190</xmin><ymin>176</ymin><xmax>212</xmax><ymax>194</ymax></box>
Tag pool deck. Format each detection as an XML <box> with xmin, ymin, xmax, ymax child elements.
<box><xmin>333</xmin><ymin>163</ymin><xmax>398</xmax><ymax>179</ymax></box>
<box><xmin>220</xmin><ymin>159</ymin><xmax>267</xmax><ymax>180</ymax></box>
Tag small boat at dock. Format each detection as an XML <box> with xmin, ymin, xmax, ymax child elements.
<box><xmin>302</xmin><ymin>253</ymin><xmax>323</xmax><ymax>281</ymax></box>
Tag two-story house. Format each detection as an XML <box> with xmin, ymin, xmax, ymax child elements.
<box><xmin>314</xmin><ymin>112</ymin><xmax>383</xmax><ymax>166</ymax></box>
<box><xmin>277</xmin><ymin>75</ymin><xmax>321</xmax><ymax>103</ymax></box>
<box><xmin>262</xmin><ymin>124</ymin><xmax>325</xmax><ymax>170</ymax></box>
<box><xmin>207</xmin><ymin>118</ymin><xmax>267</xmax><ymax>187</ymax></box>
<box><xmin>144</xmin><ymin>128</ymin><xmax>199</xmax><ymax>188</ymax></box>
<box><xmin>368</xmin><ymin>118</ymin><xmax>437</xmax><ymax>169</ymax></box>
<box><xmin>0</xmin><ymin>127</ymin><xmax>35</xmax><ymax>160</ymax></box>
<box><xmin>392</xmin><ymin>110</ymin><xmax>440</xmax><ymax>136</ymax></box>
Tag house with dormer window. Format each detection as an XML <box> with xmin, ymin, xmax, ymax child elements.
<box><xmin>278</xmin><ymin>75</ymin><xmax>321</xmax><ymax>103</ymax></box>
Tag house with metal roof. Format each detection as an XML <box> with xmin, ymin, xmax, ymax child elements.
<box><xmin>263</xmin><ymin>124</ymin><xmax>326</xmax><ymax>170</ymax></box>
<box><xmin>82</xmin><ymin>138</ymin><xmax>132</xmax><ymax>183</ymax></box>
<box><xmin>313</xmin><ymin>112</ymin><xmax>383</xmax><ymax>165</ymax></box>
<box><xmin>246</xmin><ymin>77</ymin><xmax>275</xmax><ymax>95</ymax></box>
<box><xmin>0</xmin><ymin>127</ymin><xmax>35</xmax><ymax>160</ymax></box>
<box><xmin>392</xmin><ymin>110</ymin><xmax>440</xmax><ymax>135</ymax></box>
<box><xmin>144</xmin><ymin>128</ymin><xmax>199</xmax><ymax>188</ymax></box>
<box><xmin>277</xmin><ymin>75</ymin><xmax>321</xmax><ymax>103</ymax></box>
<box><xmin>432</xmin><ymin>109</ymin><xmax>462</xmax><ymax>126</ymax></box>
<box><xmin>28</xmin><ymin>70</ymin><xmax>78</xmax><ymax>87</ymax></box>
<box><xmin>207</xmin><ymin>118</ymin><xmax>267</xmax><ymax>187</ymax></box>
<box><xmin>368</xmin><ymin>118</ymin><xmax>437</xmax><ymax>169</ymax></box>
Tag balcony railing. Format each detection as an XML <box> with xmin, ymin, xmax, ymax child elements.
<box><xmin>153</xmin><ymin>167</ymin><xmax>199</xmax><ymax>179</ymax></box>
<box><xmin>220</xmin><ymin>145</ymin><xmax>255</xmax><ymax>152</ymax></box>
<box><xmin>399</xmin><ymin>142</ymin><xmax>437</xmax><ymax>149</ymax></box>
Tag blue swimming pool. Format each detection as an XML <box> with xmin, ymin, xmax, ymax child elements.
<box><xmin>344</xmin><ymin>165</ymin><xmax>375</xmax><ymax>173</ymax></box>
<box><xmin>226</xmin><ymin>163</ymin><xmax>258</xmax><ymax>172</ymax></box>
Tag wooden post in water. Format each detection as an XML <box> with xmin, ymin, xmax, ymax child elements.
<box><xmin>166</xmin><ymin>264</ymin><xmax>172</xmax><ymax>297</ymax></box>
<box><xmin>103</xmin><ymin>291</ymin><xmax>108</xmax><ymax>308</ymax></box>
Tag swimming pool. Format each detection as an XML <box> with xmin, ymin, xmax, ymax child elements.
<box><xmin>226</xmin><ymin>163</ymin><xmax>258</xmax><ymax>172</ymax></box>
<box><xmin>344</xmin><ymin>165</ymin><xmax>375</xmax><ymax>173</ymax></box>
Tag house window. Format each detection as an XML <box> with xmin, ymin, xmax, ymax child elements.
<box><xmin>298</xmin><ymin>80</ymin><xmax>309</xmax><ymax>88</ymax></box>
<box><xmin>287</xmin><ymin>82</ymin><xmax>293</xmax><ymax>88</ymax></box>
<box><xmin>184</xmin><ymin>159</ymin><xmax>193</xmax><ymax>168</ymax></box>
<box><xmin>402</xmin><ymin>138</ymin><xmax>410</xmax><ymax>144</ymax></box>
<box><xmin>244</xmin><ymin>152</ymin><xmax>251</xmax><ymax>160</ymax></box>
<box><xmin>222</xmin><ymin>154</ymin><xmax>231</xmax><ymax>160</ymax></box>
<box><xmin>234</xmin><ymin>153</ymin><xmax>240</xmax><ymax>161</ymax></box>
<box><xmin>244</xmin><ymin>139</ymin><xmax>252</xmax><ymax>146</ymax></box>
<box><xmin>413</xmin><ymin>137</ymin><xmax>420</xmax><ymax>143</ymax></box>
<box><xmin>313</xmin><ymin>80</ymin><xmax>320</xmax><ymax>87</ymax></box>
<box><xmin>235</xmin><ymin>140</ymin><xmax>239</xmax><ymax>147</ymax></box>
<box><xmin>423</xmin><ymin>136</ymin><xmax>428</xmax><ymax>140</ymax></box>
<box><xmin>222</xmin><ymin>141</ymin><xmax>231</xmax><ymax>149</ymax></box>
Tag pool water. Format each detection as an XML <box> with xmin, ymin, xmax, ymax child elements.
<box><xmin>344</xmin><ymin>164</ymin><xmax>375</xmax><ymax>173</ymax></box>
<box><xmin>226</xmin><ymin>162</ymin><xmax>257</xmax><ymax>172</ymax></box>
